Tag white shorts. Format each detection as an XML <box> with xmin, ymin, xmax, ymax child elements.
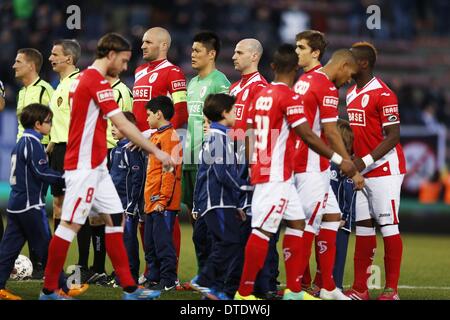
<box><xmin>324</xmin><ymin>185</ymin><xmax>341</xmax><ymax>215</ymax></box>
<box><xmin>294</xmin><ymin>170</ymin><xmax>330</xmax><ymax>234</ymax></box>
<box><xmin>62</xmin><ymin>166</ymin><xmax>124</xmax><ymax>225</ymax></box>
<box><xmin>251</xmin><ymin>181</ymin><xmax>305</xmax><ymax>234</ymax></box>
<box><xmin>355</xmin><ymin>175</ymin><xmax>404</xmax><ymax>225</ymax></box>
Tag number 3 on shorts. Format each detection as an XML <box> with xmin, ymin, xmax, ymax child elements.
<box><xmin>86</xmin><ymin>187</ymin><xmax>95</xmax><ymax>203</ymax></box>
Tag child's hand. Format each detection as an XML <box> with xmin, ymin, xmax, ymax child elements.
<box><xmin>154</xmin><ymin>203</ymin><xmax>165</xmax><ymax>212</ymax></box>
<box><xmin>236</xmin><ymin>209</ymin><xmax>247</xmax><ymax>221</ymax></box>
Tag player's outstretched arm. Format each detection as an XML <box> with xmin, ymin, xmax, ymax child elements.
<box><xmin>110</xmin><ymin>112</ymin><xmax>175</xmax><ymax>170</ymax></box>
<box><xmin>322</xmin><ymin>122</ymin><xmax>352</xmax><ymax>160</ymax></box>
<box><xmin>353</xmin><ymin>123</ymin><xmax>400</xmax><ymax>172</ymax></box>
<box><xmin>294</xmin><ymin>122</ymin><xmax>358</xmax><ymax>178</ymax></box>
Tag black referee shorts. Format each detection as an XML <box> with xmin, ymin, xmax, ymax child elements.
<box><xmin>49</xmin><ymin>143</ymin><xmax>66</xmax><ymax>197</ymax></box>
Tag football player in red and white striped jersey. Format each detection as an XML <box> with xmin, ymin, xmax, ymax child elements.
<box><xmin>344</xmin><ymin>42</ymin><xmax>406</xmax><ymax>301</ymax></box>
<box><xmin>41</xmin><ymin>33</ymin><xmax>173</xmax><ymax>300</ymax></box>
<box><xmin>293</xmin><ymin>31</ymin><xmax>364</xmax><ymax>300</ymax></box>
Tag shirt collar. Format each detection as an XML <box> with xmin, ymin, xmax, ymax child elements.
<box><xmin>156</xmin><ymin>123</ymin><xmax>173</xmax><ymax>133</ymax></box>
<box><xmin>306</xmin><ymin>64</ymin><xmax>322</xmax><ymax>74</ymax></box>
<box><xmin>148</xmin><ymin>59</ymin><xmax>167</xmax><ymax>69</ymax></box>
<box><xmin>116</xmin><ymin>138</ymin><xmax>129</xmax><ymax>147</ymax></box>
<box><xmin>23</xmin><ymin>128</ymin><xmax>43</xmax><ymax>140</ymax></box>
<box><xmin>210</xmin><ymin>122</ymin><xmax>229</xmax><ymax>133</ymax></box>
<box><xmin>241</xmin><ymin>71</ymin><xmax>259</xmax><ymax>83</ymax></box>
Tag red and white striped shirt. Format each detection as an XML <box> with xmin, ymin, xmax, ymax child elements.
<box><xmin>293</xmin><ymin>66</ymin><xmax>339</xmax><ymax>173</ymax></box>
<box><xmin>248</xmin><ymin>82</ymin><xmax>307</xmax><ymax>184</ymax></box>
<box><xmin>65</xmin><ymin>67</ymin><xmax>121</xmax><ymax>170</ymax></box>
<box><xmin>346</xmin><ymin>77</ymin><xmax>406</xmax><ymax>177</ymax></box>
<box><xmin>230</xmin><ymin>71</ymin><xmax>267</xmax><ymax>140</ymax></box>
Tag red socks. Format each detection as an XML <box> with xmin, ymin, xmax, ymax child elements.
<box><xmin>383</xmin><ymin>234</ymin><xmax>403</xmax><ymax>291</ymax></box>
<box><xmin>298</xmin><ymin>231</ymin><xmax>315</xmax><ymax>283</ymax></box>
<box><xmin>283</xmin><ymin>229</ymin><xmax>303</xmax><ymax>292</ymax></box>
<box><xmin>43</xmin><ymin>236</ymin><xmax>71</xmax><ymax>291</ymax></box>
<box><xmin>238</xmin><ymin>231</ymin><xmax>269</xmax><ymax>296</ymax></box>
<box><xmin>353</xmin><ymin>235</ymin><xmax>377</xmax><ymax>292</ymax></box>
<box><xmin>105</xmin><ymin>231</ymin><xmax>136</xmax><ymax>288</ymax></box>
<box><xmin>316</xmin><ymin>228</ymin><xmax>337</xmax><ymax>290</ymax></box>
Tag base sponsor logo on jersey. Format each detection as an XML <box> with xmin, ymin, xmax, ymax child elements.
<box><xmin>323</xmin><ymin>96</ymin><xmax>339</xmax><ymax>108</ymax></box>
<box><xmin>97</xmin><ymin>89</ymin><xmax>114</xmax><ymax>102</ymax></box>
<box><xmin>347</xmin><ymin>109</ymin><xmax>366</xmax><ymax>126</ymax></box>
<box><xmin>235</xmin><ymin>104</ymin><xmax>244</xmax><ymax>120</ymax></box>
<box><xmin>133</xmin><ymin>86</ymin><xmax>152</xmax><ymax>102</ymax></box>
<box><xmin>382</xmin><ymin>105</ymin><xmax>399</xmax><ymax>116</ymax></box>
<box><xmin>171</xmin><ymin>79</ymin><xmax>186</xmax><ymax>91</ymax></box>
<box><xmin>286</xmin><ymin>105</ymin><xmax>304</xmax><ymax>116</ymax></box>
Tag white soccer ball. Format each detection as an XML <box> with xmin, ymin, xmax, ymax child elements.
<box><xmin>10</xmin><ymin>255</ymin><xmax>33</xmax><ymax>280</ymax></box>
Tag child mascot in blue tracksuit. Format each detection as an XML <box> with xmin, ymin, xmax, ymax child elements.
<box><xmin>191</xmin><ymin>94</ymin><xmax>252</xmax><ymax>300</ymax></box>
<box><xmin>109</xmin><ymin>111</ymin><xmax>145</xmax><ymax>283</ymax></box>
<box><xmin>0</xmin><ymin>104</ymin><xmax>70</xmax><ymax>300</ymax></box>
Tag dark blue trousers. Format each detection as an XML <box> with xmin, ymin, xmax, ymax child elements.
<box><xmin>123</xmin><ymin>213</ymin><xmax>140</xmax><ymax>283</ymax></box>
<box><xmin>144</xmin><ymin>211</ymin><xmax>177</xmax><ymax>287</ymax></box>
<box><xmin>192</xmin><ymin>215</ymin><xmax>213</xmax><ymax>274</ymax></box>
<box><xmin>333</xmin><ymin>229</ymin><xmax>350</xmax><ymax>290</ymax></box>
<box><xmin>227</xmin><ymin>215</ymin><xmax>280</xmax><ymax>296</ymax></box>
<box><xmin>197</xmin><ymin>208</ymin><xmax>241</xmax><ymax>294</ymax></box>
<box><xmin>0</xmin><ymin>208</ymin><xmax>67</xmax><ymax>291</ymax></box>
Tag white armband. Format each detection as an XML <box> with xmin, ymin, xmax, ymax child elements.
<box><xmin>330</xmin><ymin>152</ymin><xmax>343</xmax><ymax>165</ymax></box>
<box><xmin>362</xmin><ymin>154</ymin><xmax>375</xmax><ymax>168</ymax></box>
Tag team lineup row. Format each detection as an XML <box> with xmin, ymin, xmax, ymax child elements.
<box><xmin>0</xmin><ymin>27</ymin><xmax>405</xmax><ymax>300</ymax></box>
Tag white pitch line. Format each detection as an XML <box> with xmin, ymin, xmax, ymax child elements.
<box><xmin>398</xmin><ymin>285</ymin><xmax>450</xmax><ymax>290</ymax></box>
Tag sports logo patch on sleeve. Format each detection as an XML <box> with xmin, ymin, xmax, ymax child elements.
<box><xmin>97</xmin><ymin>89</ymin><xmax>114</xmax><ymax>103</ymax></box>
<box><xmin>171</xmin><ymin>80</ymin><xmax>186</xmax><ymax>91</ymax></box>
<box><xmin>323</xmin><ymin>96</ymin><xmax>339</xmax><ymax>108</ymax></box>
<box><xmin>383</xmin><ymin>105</ymin><xmax>399</xmax><ymax>116</ymax></box>
<box><xmin>38</xmin><ymin>159</ymin><xmax>48</xmax><ymax>165</ymax></box>
<box><xmin>287</xmin><ymin>105</ymin><xmax>304</xmax><ymax>116</ymax></box>
<box><xmin>131</xmin><ymin>165</ymin><xmax>140</xmax><ymax>171</ymax></box>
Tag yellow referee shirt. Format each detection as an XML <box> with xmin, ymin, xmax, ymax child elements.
<box><xmin>107</xmin><ymin>79</ymin><xmax>133</xmax><ymax>148</ymax></box>
<box><xmin>49</xmin><ymin>69</ymin><xmax>80</xmax><ymax>144</ymax></box>
<box><xmin>17</xmin><ymin>77</ymin><xmax>54</xmax><ymax>144</ymax></box>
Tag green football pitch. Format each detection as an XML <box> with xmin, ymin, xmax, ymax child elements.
<box><xmin>4</xmin><ymin>222</ymin><xmax>450</xmax><ymax>300</ymax></box>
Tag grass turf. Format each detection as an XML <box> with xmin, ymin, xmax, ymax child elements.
<box><xmin>4</xmin><ymin>223</ymin><xmax>450</xmax><ymax>300</ymax></box>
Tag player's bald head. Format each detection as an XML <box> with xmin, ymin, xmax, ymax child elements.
<box><xmin>327</xmin><ymin>49</ymin><xmax>357</xmax><ymax>68</ymax></box>
<box><xmin>237</xmin><ymin>38</ymin><xmax>263</xmax><ymax>59</ymax></box>
<box><xmin>145</xmin><ymin>27</ymin><xmax>171</xmax><ymax>48</ymax></box>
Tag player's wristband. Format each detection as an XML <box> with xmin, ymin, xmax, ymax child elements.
<box><xmin>362</xmin><ymin>154</ymin><xmax>375</xmax><ymax>168</ymax></box>
<box><xmin>330</xmin><ymin>152</ymin><xmax>343</xmax><ymax>165</ymax></box>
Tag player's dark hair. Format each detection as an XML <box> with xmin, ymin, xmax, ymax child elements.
<box><xmin>20</xmin><ymin>103</ymin><xmax>53</xmax><ymax>129</ymax></box>
<box><xmin>203</xmin><ymin>94</ymin><xmax>235</xmax><ymax>122</ymax></box>
<box><xmin>122</xmin><ymin>111</ymin><xmax>136</xmax><ymax>125</ymax></box>
<box><xmin>53</xmin><ymin>39</ymin><xmax>81</xmax><ymax>65</ymax></box>
<box><xmin>337</xmin><ymin>119</ymin><xmax>354</xmax><ymax>154</ymax></box>
<box><xmin>272</xmin><ymin>44</ymin><xmax>299</xmax><ymax>74</ymax></box>
<box><xmin>17</xmin><ymin>48</ymin><xmax>43</xmax><ymax>73</ymax></box>
<box><xmin>193</xmin><ymin>31</ymin><xmax>221</xmax><ymax>60</ymax></box>
<box><xmin>146</xmin><ymin>95</ymin><xmax>174</xmax><ymax>121</ymax></box>
<box><xmin>351</xmin><ymin>42</ymin><xmax>377</xmax><ymax>69</ymax></box>
<box><xmin>296</xmin><ymin>30</ymin><xmax>328</xmax><ymax>60</ymax></box>
<box><xmin>96</xmin><ymin>33</ymin><xmax>132</xmax><ymax>59</ymax></box>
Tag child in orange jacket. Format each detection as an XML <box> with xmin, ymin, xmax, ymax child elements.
<box><xmin>143</xmin><ymin>96</ymin><xmax>182</xmax><ymax>291</ymax></box>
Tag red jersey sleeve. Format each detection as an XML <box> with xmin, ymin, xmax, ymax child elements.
<box><xmin>167</xmin><ymin>67</ymin><xmax>188</xmax><ymax>129</ymax></box>
<box><xmin>377</xmin><ymin>90</ymin><xmax>400</xmax><ymax>127</ymax></box>
<box><xmin>89</xmin><ymin>75</ymin><xmax>120</xmax><ymax>117</ymax></box>
<box><xmin>316</xmin><ymin>84</ymin><xmax>339</xmax><ymax>123</ymax></box>
<box><xmin>283</xmin><ymin>92</ymin><xmax>307</xmax><ymax>128</ymax></box>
